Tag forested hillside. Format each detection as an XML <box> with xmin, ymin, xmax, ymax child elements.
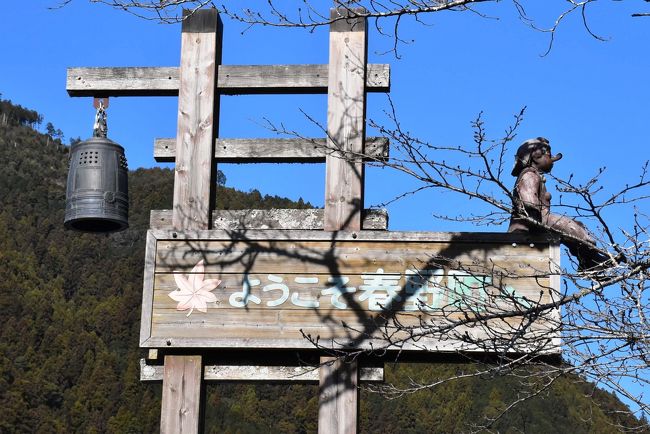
<box><xmin>0</xmin><ymin>97</ymin><xmax>646</xmax><ymax>433</ymax></box>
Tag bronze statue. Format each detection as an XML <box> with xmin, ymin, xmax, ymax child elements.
<box><xmin>508</xmin><ymin>137</ymin><xmax>610</xmax><ymax>271</ymax></box>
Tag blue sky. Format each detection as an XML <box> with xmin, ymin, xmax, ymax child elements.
<box><xmin>1</xmin><ymin>1</ymin><xmax>648</xmax><ymax>233</ymax></box>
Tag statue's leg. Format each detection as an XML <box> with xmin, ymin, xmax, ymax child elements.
<box><xmin>545</xmin><ymin>214</ymin><xmax>595</xmax><ymax>244</ymax></box>
<box><xmin>545</xmin><ymin>214</ymin><xmax>610</xmax><ymax>271</ymax></box>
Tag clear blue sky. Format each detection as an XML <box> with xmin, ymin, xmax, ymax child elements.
<box><xmin>1</xmin><ymin>1</ymin><xmax>648</xmax><ymax>233</ymax></box>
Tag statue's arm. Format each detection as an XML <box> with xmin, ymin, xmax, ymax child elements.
<box><xmin>515</xmin><ymin>171</ymin><xmax>543</xmax><ymax>223</ymax></box>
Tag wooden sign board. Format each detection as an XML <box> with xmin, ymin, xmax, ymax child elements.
<box><xmin>140</xmin><ymin>230</ymin><xmax>561</xmax><ymax>354</ymax></box>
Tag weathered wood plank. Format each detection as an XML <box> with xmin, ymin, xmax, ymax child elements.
<box><xmin>139</xmin><ymin>228</ymin><xmax>560</xmax><ymax>353</ymax></box>
<box><xmin>152</xmin><ymin>238</ymin><xmax>552</xmax><ymax>275</ymax></box>
<box><xmin>143</xmin><ymin>327</ymin><xmax>558</xmax><ymax>352</ymax></box>
<box><xmin>324</xmin><ymin>7</ymin><xmax>367</xmax><ymax>232</ymax></box>
<box><xmin>217</xmin><ymin>64</ymin><xmax>389</xmax><ymax>94</ymax></box>
<box><xmin>149</xmin><ymin>310</ymin><xmax>552</xmax><ymax>337</ymax></box>
<box><xmin>172</xmin><ymin>9</ymin><xmax>221</xmax><ymax>230</ymax></box>
<box><xmin>154</xmin><ymin>137</ymin><xmax>389</xmax><ymax>163</ymax></box>
<box><xmin>549</xmin><ymin>243</ymin><xmax>562</xmax><ymax>349</ymax></box>
<box><xmin>140</xmin><ymin>359</ymin><xmax>384</xmax><ymax>382</ymax></box>
<box><xmin>151</xmin><ymin>273</ymin><xmax>551</xmax><ymax>311</ymax></box>
<box><xmin>67</xmin><ymin>67</ymin><xmax>179</xmax><ymax>96</ymax></box>
<box><xmin>319</xmin><ymin>356</ymin><xmax>358</xmax><ymax>434</ymax></box>
<box><xmin>150</xmin><ymin>209</ymin><xmax>388</xmax><ymax>230</ymax></box>
<box><xmin>161</xmin><ymin>11</ymin><xmax>220</xmax><ymax>433</ymax></box>
<box><xmin>139</xmin><ymin>232</ymin><xmax>157</xmax><ymax>347</ymax></box>
<box><xmin>160</xmin><ymin>355</ymin><xmax>203</xmax><ymax>434</ymax></box>
<box><xmin>152</xmin><ymin>256</ymin><xmax>552</xmax><ymax>276</ymax></box>
<box><xmin>148</xmin><ymin>228</ymin><xmax>556</xmax><ymax>244</ymax></box>
<box><xmin>66</xmin><ymin>64</ymin><xmax>390</xmax><ymax>96</ymax></box>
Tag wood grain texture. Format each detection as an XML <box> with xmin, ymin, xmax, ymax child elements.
<box><xmin>140</xmin><ymin>359</ymin><xmax>383</xmax><ymax>382</ymax></box>
<box><xmin>153</xmin><ymin>136</ymin><xmax>389</xmax><ymax>163</ymax></box>
<box><xmin>139</xmin><ymin>222</ymin><xmax>560</xmax><ymax>354</ymax></box>
<box><xmin>66</xmin><ymin>67</ymin><xmax>179</xmax><ymax>96</ymax></box>
<box><xmin>147</xmin><ymin>228</ymin><xmax>556</xmax><ymax>244</ymax></box>
<box><xmin>319</xmin><ymin>356</ymin><xmax>358</xmax><ymax>434</ymax></box>
<box><xmin>160</xmin><ymin>355</ymin><xmax>202</xmax><ymax>434</ymax></box>
<box><xmin>66</xmin><ymin>64</ymin><xmax>389</xmax><ymax>96</ymax></box>
<box><xmin>151</xmin><ymin>273</ymin><xmax>550</xmax><ymax>308</ymax></box>
<box><xmin>150</xmin><ymin>209</ymin><xmax>389</xmax><ymax>231</ymax></box>
<box><xmin>172</xmin><ymin>10</ymin><xmax>221</xmax><ymax>230</ymax></box>
<box><xmin>151</xmin><ymin>237</ymin><xmax>553</xmax><ymax>275</ymax></box>
<box><xmin>161</xmin><ymin>12</ymin><xmax>219</xmax><ymax>433</ymax></box>
<box><xmin>152</xmin><ymin>251</ymin><xmax>550</xmax><ymax>272</ymax></box>
<box><xmin>549</xmin><ymin>242</ymin><xmax>562</xmax><ymax>349</ymax></box>
<box><xmin>324</xmin><ymin>6</ymin><xmax>367</xmax><ymax>232</ymax></box>
<box><xmin>139</xmin><ymin>231</ymin><xmax>157</xmax><ymax>346</ymax></box>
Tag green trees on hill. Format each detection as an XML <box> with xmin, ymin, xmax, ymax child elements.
<box><xmin>0</xmin><ymin>97</ymin><xmax>646</xmax><ymax>433</ymax></box>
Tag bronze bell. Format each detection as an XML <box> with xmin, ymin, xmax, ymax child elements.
<box><xmin>64</xmin><ymin>99</ymin><xmax>129</xmax><ymax>232</ymax></box>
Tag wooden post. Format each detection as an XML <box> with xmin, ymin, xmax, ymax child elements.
<box><xmin>172</xmin><ymin>9</ymin><xmax>222</xmax><ymax>230</ymax></box>
<box><xmin>162</xmin><ymin>9</ymin><xmax>221</xmax><ymax>434</ymax></box>
<box><xmin>319</xmin><ymin>357</ymin><xmax>359</xmax><ymax>434</ymax></box>
<box><xmin>160</xmin><ymin>355</ymin><xmax>203</xmax><ymax>433</ymax></box>
<box><xmin>320</xmin><ymin>6</ymin><xmax>367</xmax><ymax>434</ymax></box>
<box><xmin>324</xmin><ymin>7</ymin><xmax>367</xmax><ymax>232</ymax></box>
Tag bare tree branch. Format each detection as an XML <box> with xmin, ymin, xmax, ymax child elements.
<box><xmin>259</xmin><ymin>101</ymin><xmax>650</xmax><ymax>427</ymax></box>
<box><xmin>53</xmin><ymin>1</ymin><xmax>650</xmax><ymax>55</ymax></box>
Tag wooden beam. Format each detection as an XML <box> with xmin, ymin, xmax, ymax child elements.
<box><xmin>160</xmin><ymin>355</ymin><xmax>203</xmax><ymax>434</ymax></box>
<box><xmin>147</xmin><ymin>228</ymin><xmax>554</xmax><ymax>244</ymax></box>
<box><xmin>319</xmin><ymin>357</ymin><xmax>359</xmax><ymax>434</ymax></box>
<box><xmin>154</xmin><ymin>137</ymin><xmax>389</xmax><ymax>163</ymax></box>
<box><xmin>150</xmin><ymin>208</ymin><xmax>388</xmax><ymax>231</ymax></box>
<box><xmin>140</xmin><ymin>359</ymin><xmax>384</xmax><ymax>383</ymax></box>
<box><xmin>324</xmin><ymin>7</ymin><xmax>367</xmax><ymax>232</ymax></box>
<box><xmin>172</xmin><ymin>9</ymin><xmax>221</xmax><ymax>230</ymax></box>
<box><xmin>66</xmin><ymin>64</ymin><xmax>390</xmax><ymax>96</ymax></box>
<box><xmin>319</xmin><ymin>9</ymin><xmax>367</xmax><ymax>434</ymax></box>
<box><xmin>66</xmin><ymin>67</ymin><xmax>179</xmax><ymax>97</ymax></box>
<box><xmin>139</xmin><ymin>229</ymin><xmax>559</xmax><ymax>352</ymax></box>
<box><xmin>162</xmin><ymin>10</ymin><xmax>221</xmax><ymax>434</ymax></box>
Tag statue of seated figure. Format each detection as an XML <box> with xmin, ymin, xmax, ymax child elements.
<box><xmin>508</xmin><ymin>137</ymin><xmax>611</xmax><ymax>271</ymax></box>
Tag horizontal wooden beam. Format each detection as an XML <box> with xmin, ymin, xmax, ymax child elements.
<box><xmin>147</xmin><ymin>228</ymin><xmax>559</xmax><ymax>244</ymax></box>
<box><xmin>67</xmin><ymin>64</ymin><xmax>390</xmax><ymax>96</ymax></box>
<box><xmin>150</xmin><ymin>208</ymin><xmax>388</xmax><ymax>231</ymax></box>
<box><xmin>154</xmin><ymin>137</ymin><xmax>389</xmax><ymax>163</ymax></box>
<box><xmin>67</xmin><ymin>67</ymin><xmax>179</xmax><ymax>97</ymax></box>
<box><xmin>140</xmin><ymin>359</ymin><xmax>384</xmax><ymax>383</ymax></box>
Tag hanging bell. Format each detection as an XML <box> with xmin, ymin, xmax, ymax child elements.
<box><xmin>64</xmin><ymin>99</ymin><xmax>129</xmax><ymax>232</ymax></box>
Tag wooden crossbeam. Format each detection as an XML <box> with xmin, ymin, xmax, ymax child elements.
<box><xmin>154</xmin><ymin>137</ymin><xmax>389</xmax><ymax>163</ymax></box>
<box><xmin>140</xmin><ymin>359</ymin><xmax>384</xmax><ymax>383</ymax></box>
<box><xmin>66</xmin><ymin>64</ymin><xmax>390</xmax><ymax>96</ymax></box>
<box><xmin>149</xmin><ymin>208</ymin><xmax>388</xmax><ymax>231</ymax></box>
<box><xmin>143</xmin><ymin>228</ymin><xmax>551</xmax><ymax>243</ymax></box>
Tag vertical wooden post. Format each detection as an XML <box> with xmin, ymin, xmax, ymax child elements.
<box><xmin>324</xmin><ymin>7</ymin><xmax>367</xmax><ymax>232</ymax></box>
<box><xmin>163</xmin><ymin>9</ymin><xmax>221</xmax><ymax>434</ymax></box>
<box><xmin>172</xmin><ymin>9</ymin><xmax>222</xmax><ymax>230</ymax></box>
<box><xmin>321</xmin><ymin>6</ymin><xmax>367</xmax><ymax>434</ymax></box>
<box><xmin>160</xmin><ymin>355</ymin><xmax>203</xmax><ymax>433</ymax></box>
<box><xmin>319</xmin><ymin>357</ymin><xmax>359</xmax><ymax>434</ymax></box>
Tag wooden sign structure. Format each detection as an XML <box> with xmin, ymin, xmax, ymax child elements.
<box><xmin>141</xmin><ymin>230</ymin><xmax>559</xmax><ymax>352</ymax></box>
<box><xmin>67</xmin><ymin>8</ymin><xmax>560</xmax><ymax>433</ymax></box>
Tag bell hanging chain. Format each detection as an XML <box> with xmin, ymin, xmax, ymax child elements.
<box><xmin>93</xmin><ymin>98</ymin><xmax>108</xmax><ymax>138</ymax></box>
